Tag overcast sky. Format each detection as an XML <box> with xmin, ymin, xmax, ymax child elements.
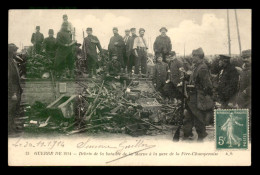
<box><xmin>9</xmin><ymin>9</ymin><xmax>251</xmax><ymax>55</ymax></box>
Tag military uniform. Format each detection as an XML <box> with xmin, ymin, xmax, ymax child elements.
<box><xmin>217</xmin><ymin>55</ymin><xmax>239</xmax><ymax>108</ymax></box>
<box><xmin>31</xmin><ymin>27</ymin><xmax>44</xmax><ymax>54</ymax></box>
<box><xmin>152</xmin><ymin>61</ymin><xmax>169</xmax><ymax>95</ymax></box>
<box><xmin>108</xmin><ymin>31</ymin><xmax>125</xmax><ymax>69</ymax></box>
<box><xmin>8</xmin><ymin>44</ymin><xmax>22</xmax><ymax>134</ymax></box>
<box><xmin>42</xmin><ymin>31</ymin><xmax>57</xmax><ymax>58</ymax></box>
<box><xmin>82</xmin><ymin>32</ymin><xmax>103</xmax><ymax>76</ymax></box>
<box><xmin>127</xmin><ymin>33</ymin><xmax>138</xmax><ymax>74</ymax></box>
<box><xmin>153</xmin><ymin>27</ymin><xmax>172</xmax><ymax>62</ymax></box>
<box><xmin>123</xmin><ymin>32</ymin><xmax>131</xmax><ymax>70</ymax></box>
<box><xmin>183</xmin><ymin>48</ymin><xmax>213</xmax><ymax>140</ymax></box>
<box><xmin>54</xmin><ymin>27</ymin><xmax>74</xmax><ymax>76</ymax></box>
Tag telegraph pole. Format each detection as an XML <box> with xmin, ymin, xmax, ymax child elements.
<box><xmin>227</xmin><ymin>9</ymin><xmax>231</xmax><ymax>56</ymax></box>
<box><xmin>235</xmin><ymin>9</ymin><xmax>242</xmax><ymax>56</ymax></box>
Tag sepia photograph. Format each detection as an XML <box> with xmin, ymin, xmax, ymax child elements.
<box><xmin>8</xmin><ymin>9</ymin><xmax>251</xmax><ymax>166</ymax></box>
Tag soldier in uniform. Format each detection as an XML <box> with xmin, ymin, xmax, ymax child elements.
<box><xmin>237</xmin><ymin>50</ymin><xmax>251</xmax><ymax>109</ymax></box>
<box><xmin>153</xmin><ymin>27</ymin><xmax>172</xmax><ymax>62</ymax></box>
<box><xmin>152</xmin><ymin>54</ymin><xmax>169</xmax><ymax>96</ymax></box>
<box><xmin>31</xmin><ymin>26</ymin><xmax>44</xmax><ymax>54</ymax></box>
<box><xmin>217</xmin><ymin>55</ymin><xmax>239</xmax><ymax>108</ymax></box>
<box><xmin>54</xmin><ymin>22</ymin><xmax>76</xmax><ymax>78</ymax></box>
<box><xmin>123</xmin><ymin>29</ymin><xmax>131</xmax><ymax>73</ymax></box>
<box><xmin>183</xmin><ymin>48</ymin><xmax>214</xmax><ymax>141</ymax></box>
<box><xmin>8</xmin><ymin>43</ymin><xmax>23</xmax><ymax>135</ymax></box>
<box><xmin>82</xmin><ymin>28</ymin><xmax>103</xmax><ymax>78</ymax></box>
<box><xmin>63</xmin><ymin>14</ymin><xmax>74</xmax><ymax>40</ymax></box>
<box><xmin>42</xmin><ymin>29</ymin><xmax>57</xmax><ymax>58</ymax></box>
<box><xmin>108</xmin><ymin>27</ymin><xmax>125</xmax><ymax>72</ymax></box>
<box><xmin>127</xmin><ymin>28</ymin><xmax>138</xmax><ymax>75</ymax></box>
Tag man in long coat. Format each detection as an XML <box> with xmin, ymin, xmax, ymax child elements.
<box><xmin>153</xmin><ymin>27</ymin><xmax>172</xmax><ymax>62</ymax></box>
<box><xmin>126</xmin><ymin>28</ymin><xmax>138</xmax><ymax>74</ymax></box>
<box><xmin>31</xmin><ymin>26</ymin><xmax>44</xmax><ymax>54</ymax></box>
<box><xmin>42</xmin><ymin>29</ymin><xmax>57</xmax><ymax>58</ymax></box>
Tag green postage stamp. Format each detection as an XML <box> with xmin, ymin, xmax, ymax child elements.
<box><xmin>215</xmin><ymin>109</ymin><xmax>249</xmax><ymax>149</ymax></box>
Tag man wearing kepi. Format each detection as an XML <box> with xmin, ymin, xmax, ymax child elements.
<box><xmin>54</xmin><ymin>22</ymin><xmax>76</xmax><ymax>78</ymax></box>
<box><xmin>8</xmin><ymin>43</ymin><xmax>23</xmax><ymax>135</ymax></box>
<box><xmin>108</xmin><ymin>27</ymin><xmax>125</xmax><ymax>72</ymax></box>
<box><xmin>127</xmin><ymin>28</ymin><xmax>138</xmax><ymax>75</ymax></box>
<box><xmin>217</xmin><ymin>54</ymin><xmax>239</xmax><ymax>108</ymax></box>
<box><xmin>237</xmin><ymin>49</ymin><xmax>251</xmax><ymax>109</ymax></box>
<box><xmin>62</xmin><ymin>14</ymin><xmax>74</xmax><ymax>40</ymax></box>
<box><xmin>31</xmin><ymin>26</ymin><xmax>44</xmax><ymax>54</ymax></box>
<box><xmin>42</xmin><ymin>29</ymin><xmax>57</xmax><ymax>59</ymax></box>
<box><xmin>153</xmin><ymin>27</ymin><xmax>172</xmax><ymax>62</ymax></box>
<box><xmin>183</xmin><ymin>48</ymin><xmax>213</xmax><ymax>141</ymax></box>
<box><xmin>133</xmin><ymin>28</ymin><xmax>148</xmax><ymax>76</ymax></box>
<box><xmin>82</xmin><ymin>27</ymin><xmax>103</xmax><ymax>79</ymax></box>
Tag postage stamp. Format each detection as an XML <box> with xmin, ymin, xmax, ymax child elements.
<box><xmin>215</xmin><ymin>109</ymin><xmax>249</xmax><ymax>150</ymax></box>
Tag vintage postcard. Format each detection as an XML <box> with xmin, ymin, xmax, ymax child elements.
<box><xmin>8</xmin><ymin>9</ymin><xmax>251</xmax><ymax>166</ymax></box>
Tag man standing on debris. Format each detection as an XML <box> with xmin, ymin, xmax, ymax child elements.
<box><xmin>153</xmin><ymin>27</ymin><xmax>172</xmax><ymax>62</ymax></box>
<box><xmin>123</xmin><ymin>29</ymin><xmax>131</xmax><ymax>73</ymax></box>
<box><xmin>8</xmin><ymin>43</ymin><xmax>23</xmax><ymax>135</ymax></box>
<box><xmin>108</xmin><ymin>27</ymin><xmax>125</xmax><ymax>73</ymax></box>
<box><xmin>31</xmin><ymin>26</ymin><xmax>44</xmax><ymax>54</ymax></box>
<box><xmin>63</xmin><ymin>14</ymin><xmax>74</xmax><ymax>40</ymax></box>
<box><xmin>133</xmin><ymin>28</ymin><xmax>148</xmax><ymax>76</ymax></box>
<box><xmin>217</xmin><ymin>54</ymin><xmax>239</xmax><ymax>108</ymax></box>
<box><xmin>183</xmin><ymin>48</ymin><xmax>213</xmax><ymax>141</ymax></box>
<box><xmin>152</xmin><ymin>54</ymin><xmax>169</xmax><ymax>96</ymax></box>
<box><xmin>127</xmin><ymin>28</ymin><xmax>138</xmax><ymax>75</ymax></box>
<box><xmin>54</xmin><ymin>22</ymin><xmax>76</xmax><ymax>78</ymax></box>
<box><xmin>237</xmin><ymin>50</ymin><xmax>251</xmax><ymax>109</ymax></box>
<box><xmin>42</xmin><ymin>29</ymin><xmax>57</xmax><ymax>59</ymax></box>
<box><xmin>82</xmin><ymin>27</ymin><xmax>103</xmax><ymax>78</ymax></box>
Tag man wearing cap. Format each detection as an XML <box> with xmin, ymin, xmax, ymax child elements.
<box><xmin>108</xmin><ymin>27</ymin><xmax>125</xmax><ymax>72</ymax></box>
<box><xmin>63</xmin><ymin>14</ymin><xmax>74</xmax><ymax>40</ymax></box>
<box><xmin>217</xmin><ymin>54</ymin><xmax>239</xmax><ymax>108</ymax></box>
<box><xmin>237</xmin><ymin>50</ymin><xmax>251</xmax><ymax>109</ymax></box>
<box><xmin>54</xmin><ymin>22</ymin><xmax>76</xmax><ymax>78</ymax></box>
<box><xmin>82</xmin><ymin>28</ymin><xmax>103</xmax><ymax>78</ymax></box>
<box><xmin>153</xmin><ymin>27</ymin><xmax>172</xmax><ymax>62</ymax></box>
<box><xmin>182</xmin><ymin>48</ymin><xmax>213</xmax><ymax>141</ymax></box>
<box><xmin>31</xmin><ymin>26</ymin><xmax>44</xmax><ymax>54</ymax></box>
<box><xmin>8</xmin><ymin>43</ymin><xmax>23</xmax><ymax>135</ymax></box>
<box><xmin>133</xmin><ymin>28</ymin><xmax>148</xmax><ymax>75</ymax></box>
<box><xmin>123</xmin><ymin>29</ymin><xmax>131</xmax><ymax>73</ymax></box>
<box><xmin>127</xmin><ymin>28</ymin><xmax>138</xmax><ymax>74</ymax></box>
<box><xmin>42</xmin><ymin>29</ymin><xmax>57</xmax><ymax>58</ymax></box>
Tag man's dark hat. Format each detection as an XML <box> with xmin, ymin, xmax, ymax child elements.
<box><xmin>86</xmin><ymin>27</ymin><xmax>92</xmax><ymax>31</ymax></box>
<box><xmin>241</xmin><ymin>49</ymin><xmax>251</xmax><ymax>58</ymax></box>
<box><xmin>36</xmin><ymin>26</ymin><xmax>40</xmax><ymax>29</ymax></box>
<box><xmin>125</xmin><ymin>29</ymin><xmax>130</xmax><ymax>32</ymax></box>
<box><xmin>8</xmin><ymin>43</ymin><xmax>19</xmax><ymax>52</ymax></box>
<box><xmin>63</xmin><ymin>14</ymin><xmax>68</xmax><ymax>18</ymax></box>
<box><xmin>113</xmin><ymin>27</ymin><xmax>118</xmax><ymax>31</ymax></box>
<box><xmin>219</xmin><ymin>54</ymin><xmax>231</xmax><ymax>60</ymax></box>
<box><xmin>130</xmin><ymin>28</ymin><xmax>136</xmax><ymax>31</ymax></box>
<box><xmin>139</xmin><ymin>28</ymin><xmax>145</xmax><ymax>33</ymax></box>
<box><xmin>48</xmin><ymin>29</ymin><xmax>54</xmax><ymax>34</ymax></box>
<box><xmin>192</xmin><ymin>48</ymin><xmax>204</xmax><ymax>58</ymax></box>
<box><xmin>160</xmin><ymin>27</ymin><xmax>168</xmax><ymax>32</ymax></box>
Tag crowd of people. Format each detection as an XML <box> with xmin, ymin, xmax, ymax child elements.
<box><xmin>8</xmin><ymin>14</ymin><xmax>251</xmax><ymax>141</ymax></box>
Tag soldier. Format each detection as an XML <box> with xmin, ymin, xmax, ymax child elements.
<box><xmin>163</xmin><ymin>51</ymin><xmax>183</xmax><ymax>102</ymax></box>
<box><xmin>237</xmin><ymin>50</ymin><xmax>251</xmax><ymax>109</ymax></box>
<box><xmin>42</xmin><ymin>29</ymin><xmax>57</xmax><ymax>58</ymax></box>
<box><xmin>31</xmin><ymin>26</ymin><xmax>44</xmax><ymax>54</ymax></box>
<box><xmin>152</xmin><ymin>54</ymin><xmax>169</xmax><ymax>96</ymax></box>
<box><xmin>133</xmin><ymin>28</ymin><xmax>148</xmax><ymax>76</ymax></box>
<box><xmin>82</xmin><ymin>28</ymin><xmax>103</xmax><ymax>79</ymax></box>
<box><xmin>183</xmin><ymin>48</ymin><xmax>214</xmax><ymax>141</ymax></box>
<box><xmin>108</xmin><ymin>27</ymin><xmax>125</xmax><ymax>72</ymax></box>
<box><xmin>8</xmin><ymin>43</ymin><xmax>23</xmax><ymax>135</ymax></box>
<box><xmin>153</xmin><ymin>27</ymin><xmax>172</xmax><ymax>62</ymax></box>
<box><xmin>63</xmin><ymin>14</ymin><xmax>74</xmax><ymax>40</ymax></box>
<box><xmin>123</xmin><ymin>29</ymin><xmax>131</xmax><ymax>73</ymax></box>
<box><xmin>217</xmin><ymin>55</ymin><xmax>239</xmax><ymax>108</ymax></box>
<box><xmin>127</xmin><ymin>28</ymin><xmax>138</xmax><ymax>75</ymax></box>
<box><xmin>54</xmin><ymin>22</ymin><xmax>76</xmax><ymax>78</ymax></box>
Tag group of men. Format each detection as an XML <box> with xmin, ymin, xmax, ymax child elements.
<box><xmin>9</xmin><ymin>15</ymin><xmax>251</xmax><ymax>141</ymax></box>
